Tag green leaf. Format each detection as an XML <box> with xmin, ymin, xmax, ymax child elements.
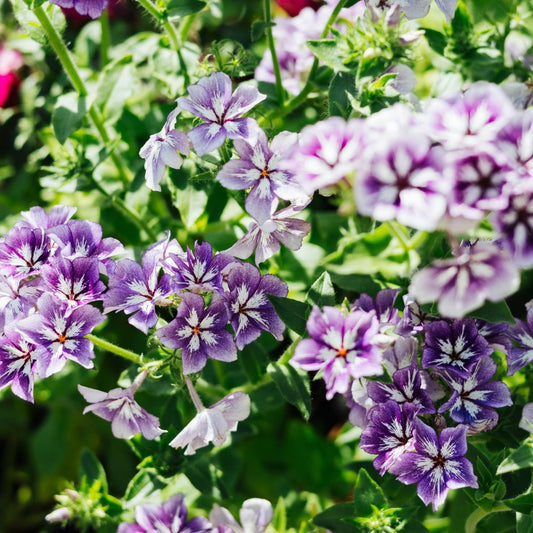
<box><xmin>79</xmin><ymin>448</ymin><xmax>108</xmax><ymax>494</ymax></box>
<box><xmin>52</xmin><ymin>92</ymin><xmax>87</xmax><ymax>144</ymax></box>
<box><xmin>166</xmin><ymin>0</ymin><xmax>206</xmax><ymax>17</ymax></box>
<box><xmin>497</xmin><ymin>441</ymin><xmax>533</xmax><ymax>475</ymax></box>
<box><xmin>504</xmin><ymin>493</ymin><xmax>533</xmax><ymax>514</ymax></box>
<box><xmin>423</xmin><ymin>28</ymin><xmax>447</xmax><ymax>56</ymax></box>
<box><xmin>313</xmin><ymin>502</ymin><xmax>356</xmax><ymax>533</ymax></box>
<box><xmin>123</xmin><ymin>470</ymin><xmax>166</xmax><ymax>506</ymax></box>
<box><xmin>353</xmin><ymin>468</ymin><xmax>387</xmax><ymax>517</ymax></box>
<box><xmin>307</xmin><ymin>40</ymin><xmax>349</xmax><ymax>72</ymax></box>
<box><xmin>326</xmin><ymin>272</ymin><xmax>382</xmax><ymax>295</ymax></box>
<box><xmin>267</xmin><ymin>361</ymin><xmax>311</xmax><ymax>421</ymax></box>
<box><xmin>173</xmin><ymin>181</ymin><xmax>209</xmax><ymax>228</ymax></box>
<box><xmin>467</xmin><ymin>300</ymin><xmax>515</xmax><ymax>324</ymax></box>
<box><xmin>10</xmin><ymin>0</ymin><xmax>65</xmax><ymax>46</ymax></box>
<box><xmin>517</xmin><ymin>512</ymin><xmax>533</xmax><ymax>533</ymax></box>
<box><xmin>307</xmin><ymin>272</ymin><xmax>336</xmax><ymax>308</ymax></box>
<box><xmin>272</xmin><ymin>496</ymin><xmax>287</xmax><ymax>533</ymax></box>
<box><xmin>251</xmin><ymin>20</ymin><xmax>275</xmax><ymax>42</ymax></box>
<box><xmin>328</xmin><ymin>72</ymin><xmax>356</xmax><ymax>118</ymax></box>
<box><xmin>268</xmin><ymin>295</ymin><xmax>310</xmax><ymax>336</ymax></box>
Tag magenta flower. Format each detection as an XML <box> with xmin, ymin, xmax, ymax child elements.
<box><xmin>78</xmin><ymin>371</ymin><xmax>165</xmax><ymax>440</ymax></box>
<box><xmin>177</xmin><ymin>72</ymin><xmax>265</xmax><ymax>156</ymax></box>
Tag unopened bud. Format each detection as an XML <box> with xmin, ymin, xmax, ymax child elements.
<box><xmin>45</xmin><ymin>507</ymin><xmax>72</xmax><ymax>523</ymax></box>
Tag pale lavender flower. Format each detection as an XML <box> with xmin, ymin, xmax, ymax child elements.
<box><xmin>78</xmin><ymin>370</ymin><xmax>165</xmax><ymax>440</ymax></box>
<box><xmin>439</xmin><ymin>357</ymin><xmax>512</xmax><ymax>431</ymax></box>
<box><xmin>223</xmin><ymin>262</ymin><xmax>287</xmax><ymax>349</ymax></box>
<box><xmin>291</xmin><ymin>306</ymin><xmax>383</xmax><ymax>399</ymax></box>
<box><xmin>50</xmin><ymin>0</ymin><xmax>108</xmax><ymax>18</ymax></box>
<box><xmin>409</xmin><ymin>241</ymin><xmax>520</xmax><ymax>319</ymax></box>
<box><xmin>282</xmin><ymin>117</ymin><xmax>363</xmax><ymax>196</ymax></box>
<box><xmin>519</xmin><ymin>403</ymin><xmax>533</xmax><ymax>433</ymax></box>
<box><xmin>347</xmin><ymin>378</ymin><xmax>375</xmax><ymax>429</ymax></box>
<box><xmin>170</xmin><ymin>377</ymin><xmax>250</xmax><ymax>454</ymax></box>
<box><xmin>373</xmin><ymin>0</ymin><xmax>458</xmax><ymax>21</ymax></box>
<box><xmin>352</xmin><ymin>289</ymin><xmax>401</xmax><ymax>333</ymax></box>
<box><xmin>139</xmin><ymin>109</ymin><xmax>190</xmax><ymax>191</ymax></box>
<box><xmin>18</xmin><ymin>205</ymin><xmax>76</xmax><ymax>230</ymax></box>
<box><xmin>506</xmin><ymin>307</ymin><xmax>533</xmax><ymax>375</ymax></box>
<box><xmin>360</xmin><ymin>401</ymin><xmax>419</xmax><ymax>475</ymax></box>
<box><xmin>117</xmin><ymin>494</ymin><xmax>210</xmax><ymax>533</ymax></box>
<box><xmin>216</xmin><ymin>129</ymin><xmax>303</xmax><ymax>223</ymax></box>
<box><xmin>226</xmin><ymin>202</ymin><xmax>311</xmax><ymax>265</ymax></box>
<box><xmin>0</xmin><ymin>273</ymin><xmax>37</xmax><ymax>324</ymax></box>
<box><xmin>156</xmin><ymin>292</ymin><xmax>237</xmax><ymax>375</ymax></box>
<box><xmin>210</xmin><ymin>499</ymin><xmax>273</xmax><ymax>533</ymax></box>
<box><xmin>177</xmin><ymin>72</ymin><xmax>265</xmax><ymax>156</ymax></box>
<box><xmin>16</xmin><ymin>294</ymin><xmax>105</xmax><ymax>376</ymax></box>
<box><xmin>422</xmin><ymin>318</ymin><xmax>492</xmax><ymax>377</ymax></box>
<box><xmin>389</xmin><ymin>421</ymin><xmax>478</xmax><ymax>511</ymax></box>
<box><xmin>382</xmin><ymin>337</ymin><xmax>419</xmax><ymax>375</ymax></box>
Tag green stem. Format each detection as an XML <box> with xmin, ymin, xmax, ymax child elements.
<box><xmin>179</xmin><ymin>14</ymin><xmax>197</xmax><ymax>45</ymax></box>
<box><xmin>263</xmin><ymin>0</ymin><xmax>284</xmax><ymax>106</ymax></box>
<box><xmin>134</xmin><ymin>0</ymin><xmax>161</xmax><ymax>20</ymax></box>
<box><xmin>135</xmin><ymin>0</ymin><xmax>181</xmax><ymax>51</ymax></box>
<box><xmin>100</xmin><ymin>9</ymin><xmax>110</xmax><ymax>67</ymax></box>
<box><xmin>33</xmin><ymin>6</ymin><xmax>130</xmax><ymax>186</ymax></box>
<box><xmin>465</xmin><ymin>504</ymin><xmax>510</xmax><ymax>533</ymax></box>
<box><xmin>408</xmin><ymin>230</ymin><xmax>429</xmax><ymax>250</ymax></box>
<box><xmin>86</xmin><ymin>334</ymin><xmax>142</xmax><ymax>365</ymax></box>
<box><xmin>385</xmin><ymin>221</ymin><xmax>410</xmax><ymax>253</ymax></box>
<box><xmin>163</xmin><ymin>19</ymin><xmax>180</xmax><ymax>50</ymax></box>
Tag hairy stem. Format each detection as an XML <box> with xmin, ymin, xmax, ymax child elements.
<box><xmin>100</xmin><ymin>9</ymin><xmax>110</xmax><ymax>67</ymax></box>
<box><xmin>465</xmin><ymin>504</ymin><xmax>511</xmax><ymax>533</ymax></box>
<box><xmin>86</xmin><ymin>334</ymin><xmax>142</xmax><ymax>365</ymax></box>
<box><xmin>263</xmin><ymin>0</ymin><xmax>284</xmax><ymax>106</ymax></box>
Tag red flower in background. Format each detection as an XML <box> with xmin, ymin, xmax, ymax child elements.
<box><xmin>275</xmin><ymin>0</ymin><xmax>321</xmax><ymax>16</ymax></box>
<box><xmin>0</xmin><ymin>48</ymin><xmax>23</xmax><ymax>109</ymax></box>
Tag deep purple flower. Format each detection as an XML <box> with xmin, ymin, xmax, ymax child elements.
<box><xmin>139</xmin><ymin>109</ymin><xmax>190</xmax><ymax>191</ymax></box>
<box><xmin>226</xmin><ymin>202</ymin><xmax>311</xmax><ymax>265</ymax></box>
<box><xmin>291</xmin><ymin>306</ymin><xmax>383</xmax><ymax>399</ymax></box>
<box><xmin>16</xmin><ymin>294</ymin><xmax>104</xmax><ymax>376</ymax></box>
<box><xmin>422</xmin><ymin>319</ymin><xmax>492</xmax><ymax>377</ymax></box>
<box><xmin>475</xmin><ymin>319</ymin><xmax>512</xmax><ymax>355</ymax></box>
<box><xmin>409</xmin><ymin>241</ymin><xmax>520</xmax><ymax>319</ymax></box>
<box><xmin>395</xmin><ymin>294</ymin><xmax>427</xmax><ymax>337</ymax></box>
<box><xmin>216</xmin><ymin>129</ymin><xmax>303</xmax><ymax>223</ymax></box>
<box><xmin>78</xmin><ymin>370</ymin><xmax>165</xmax><ymax>440</ymax></box>
<box><xmin>352</xmin><ymin>289</ymin><xmax>400</xmax><ymax>332</ymax></box>
<box><xmin>0</xmin><ymin>273</ymin><xmax>37</xmax><ymax>324</ymax></box>
<box><xmin>210</xmin><ymin>498</ymin><xmax>273</xmax><ymax>533</ymax></box>
<box><xmin>156</xmin><ymin>292</ymin><xmax>237</xmax><ymax>375</ymax></box>
<box><xmin>0</xmin><ymin>226</ymin><xmax>51</xmax><ymax>278</ymax></box>
<box><xmin>103</xmin><ymin>247</ymin><xmax>174</xmax><ymax>335</ymax></box>
<box><xmin>117</xmin><ymin>494</ymin><xmax>210</xmax><ymax>533</ymax></box>
<box><xmin>223</xmin><ymin>262</ymin><xmax>287</xmax><ymax>349</ymax></box>
<box><xmin>360</xmin><ymin>401</ymin><xmax>419</xmax><ymax>475</ymax></box>
<box><xmin>439</xmin><ymin>357</ymin><xmax>512</xmax><ymax>431</ymax></box>
<box><xmin>50</xmin><ymin>0</ymin><xmax>108</xmax><ymax>18</ymax></box>
<box><xmin>18</xmin><ymin>205</ymin><xmax>76</xmax><ymax>230</ymax></box>
<box><xmin>177</xmin><ymin>72</ymin><xmax>265</xmax><ymax>156</ymax></box>
<box><xmin>367</xmin><ymin>365</ymin><xmax>435</xmax><ymax>414</ymax></box>
<box><xmin>506</xmin><ymin>307</ymin><xmax>533</xmax><ymax>375</ymax></box>
<box><xmin>389</xmin><ymin>421</ymin><xmax>478</xmax><ymax>511</ymax></box>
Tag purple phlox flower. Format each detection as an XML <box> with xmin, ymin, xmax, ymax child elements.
<box><xmin>382</xmin><ymin>336</ymin><xmax>418</xmax><ymax>375</ymax></box>
<box><xmin>355</xmin><ymin>133</ymin><xmax>451</xmax><ymax>231</ymax></box>
<box><xmin>0</xmin><ymin>226</ymin><xmax>51</xmax><ymax>278</ymax></box>
<box><xmin>347</xmin><ymin>377</ymin><xmax>375</xmax><ymax>429</ymax></box>
<box><xmin>281</xmin><ymin>117</ymin><xmax>363</xmax><ymax>196</ymax></box>
<box><xmin>0</xmin><ymin>273</ymin><xmax>37</xmax><ymax>324</ymax></box>
<box><xmin>177</xmin><ymin>72</ymin><xmax>265</xmax><ymax>156</ymax></box>
<box><xmin>409</xmin><ymin>241</ymin><xmax>520</xmax><ymax>319</ymax></box>
<box><xmin>18</xmin><ymin>205</ymin><xmax>76</xmax><ymax>230</ymax></box>
<box><xmin>50</xmin><ymin>0</ymin><xmax>108</xmax><ymax>18</ymax></box>
<box><xmin>395</xmin><ymin>293</ymin><xmax>427</xmax><ymax>336</ymax></box>
<box><xmin>0</xmin><ymin>323</ymin><xmax>43</xmax><ymax>403</ymax></box>
<box><xmin>360</xmin><ymin>401</ymin><xmax>419</xmax><ymax>475</ymax></box>
<box><xmin>506</xmin><ymin>307</ymin><xmax>533</xmax><ymax>375</ymax></box>
<box><xmin>424</xmin><ymin>83</ymin><xmax>515</xmax><ymax>149</ymax></box>
<box><xmin>16</xmin><ymin>294</ymin><xmax>104</xmax><ymax>376</ymax></box>
<box><xmin>156</xmin><ymin>292</ymin><xmax>237</xmax><ymax>375</ymax></box>
<box><xmin>438</xmin><ymin>356</ymin><xmax>512</xmax><ymax>431</ymax></box>
<box><xmin>226</xmin><ymin>201</ymin><xmax>311</xmax><ymax>265</ymax></box>
<box><xmin>352</xmin><ymin>288</ymin><xmax>401</xmax><ymax>333</ymax></box>
<box><xmin>170</xmin><ymin>378</ymin><xmax>250</xmax><ymax>454</ymax></box>
<box><xmin>41</xmin><ymin>257</ymin><xmax>105</xmax><ymax>308</ymax></box>
<box><xmin>291</xmin><ymin>306</ymin><xmax>383</xmax><ymax>400</ymax></box>
<box><xmin>475</xmin><ymin>319</ymin><xmax>512</xmax><ymax>355</ymax></box>
<box><xmin>217</xmin><ymin>129</ymin><xmax>305</xmax><ymax>224</ymax></box>
<box><xmin>379</xmin><ymin>0</ymin><xmax>458</xmax><ymax>22</ymax></box>
<box><xmin>387</xmin><ymin>64</ymin><xmax>417</xmax><ymax>95</ymax></box>
<box><xmin>139</xmin><ymin>109</ymin><xmax>190</xmax><ymax>192</ymax></box>
<box><xmin>117</xmin><ymin>493</ymin><xmax>211</xmax><ymax>533</ymax></box>
<box><xmin>389</xmin><ymin>421</ymin><xmax>478</xmax><ymax>511</ymax></box>
<box><xmin>210</xmin><ymin>498</ymin><xmax>273</xmax><ymax>533</ymax></box>
<box><xmin>422</xmin><ymin>318</ymin><xmax>493</xmax><ymax>377</ymax></box>
<box><xmin>48</xmin><ymin>219</ymin><xmax>124</xmax><ymax>274</ymax></box>
<box><xmin>78</xmin><ymin>370</ymin><xmax>165</xmax><ymax>440</ymax></box>
<box><xmin>367</xmin><ymin>364</ymin><xmax>435</xmax><ymax>414</ymax></box>
<box><xmin>223</xmin><ymin>262</ymin><xmax>287</xmax><ymax>349</ymax></box>
<box><xmin>501</xmin><ymin>82</ymin><xmax>533</xmax><ymax>109</ymax></box>
<box><xmin>103</xmin><ymin>246</ymin><xmax>174</xmax><ymax>334</ymax></box>
<box><xmin>170</xmin><ymin>241</ymin><xmax>235</xmax><ymax>294</ymax></box>
<box><xmin>519</xmin><ymin>403</ymin><xmax>533</xmax><ymax>433</ymax></box>
<box><xmin>364</xmin><ymin>104</ymin><xmax>420</xmax><ymax>143</ymax></box>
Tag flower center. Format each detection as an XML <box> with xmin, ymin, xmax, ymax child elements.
<box><xmin>192</xmin><ymin>326</ymin><xmax>200</xmax><ymax>335</ymax></box>
<box><xmin>261</xmin><ymin>168</ymin><xmax>269</xmax><ymax>178</ymax></box>
<box><xmin>58</xmin><ymin>334</ymin><xmax>67</xmax><ymax>344</ymax></box>
<box><xmin>337</xmin><ymin>347</ymin><xmax>348</xmax><ymax>357</ymax></box>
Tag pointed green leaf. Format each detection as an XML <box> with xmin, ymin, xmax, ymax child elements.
<box><xmin>268</xmin><ymin>295</ymin><xmax>310</xmax><ymax>336</ymax></box>
<box><xmin>166</xmin><ymin>0</ymin><xmax>206</xmax><ymax>17</ymax></box>
<box><xmin>353</xmin><ymin>468</ymin><xmax>387</xmax><ymax>517</ymax></box>
<box><xmin>52</xmin><ymin>92</ymin><xmax>87</xmax><ymax>143</ymax></box>
<box><xmin>80</xmin><ymin>448</ymin><xmax>108</xmax><ymax>494</ymax></box>
<box><xmin>497</xmin><ymin>441</ymin><xmax>533</xmax><ymax>475</ymax></box>
<box><xmin>307</xmin><ymin>39</ymin><xmax>348</xmax><ymax>72</ymax></box>
<box><xmin>313</xmin><ymin>502</ymin><xmax>356</xmax><ymax>533</ymax></box>
<box><xmin>307</xmin><ymin>272</ymin><xmax>336</xmax><ymax>308</ymax></box>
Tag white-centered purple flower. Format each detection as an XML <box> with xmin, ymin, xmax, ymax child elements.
<box><xmin>438</xmin><ymin>357</ymin><xmax>512</xmax><ymax>431</ymax></box>
<box><xmin>506</xmin><ymin>307</ymin><xmax>533</xmax><ymax>375</ymax></box>
<box><xmin>352</xmin><ymin>288</ymin><xmax>401</xmax><ymax>333</ymax></box>
<box><xmin>475</xmin><ymin>319</ymin><xmax>512</xmax><ymax>355</ymax></box>
<box><xmin>18</xmin><ymin>205</ymin><xmax>76</xmax><ymax>230</ymax></box>
<box><xmin>409</xmin><ymin>241</ymin><xmax>520</xmax><ymax>319</ymax></box>
<box><xmin>139</xmin><ymin>109</ymin><xmax>190</xmax><ymax>192</ymax></box>
<box><xmin>16</xmin><ymin>294</ymin><xmax>104</xmax><ymax>376</ymax></box>
<box><xmin>156</xmin><ymin>292</ymin><xmax>237</xmax><ymax>375</ymax></box>
<box><xmin>360</xmin><ymin>401</ymin><xmax>419</xmax><ymax>475</ymax></box>
<box><xmin>177</xmin><ymin>72</ymin><xmax>265</xmax><ymax>156</ymax></box>
<box><xmin>117</xmin><ymin>493</ymin><xmax>210</xmax><ymax>533</ymax></box>
<box><xmin>226</xmin><ymin>202</ymin><xmax>311</xmax><ymax>265</ymax></box>
<box><xmin>223</xmin><ymin>262</ymin><xmax>287</xmax><ymax>349</ymax></box>
<box><xmin>50</xmin><ymin>0</ymin><xmax>108</xmax><ymax>17</ymax></box>
<box><xmin>291</xmin><ymin>306</ymin><xmax>383</xmax><ymax>399</ymax></box>
<box><xmin>282</xmin><ymin>117</ymin><xmax>363</xmax><ymax>196</ymax></box>
<box><xmin>216</xmin><ymin>129</ymin><xmax>304</xmax><ymax>223</ymax></box>
<box><xmin>78</xmin><ymin>370</ymin><xmax>165</xmax><ymax>440</ymax></box>
<box><xmin>519</xmin><ymin>403</ymin><xmax>533</xmax><ymax>433</ymax></box>
<box><xmin>0</xmin><ymin>273</ymin><xmax>37</xmax><ymax>324</ymax></box>
<box><xmin>422</xmin><ymin>318</ymin><xmax>492</xmax><ymax>377</ymax></box>
<box><xmin>370</xmin><ymin>0</ymin><xmax>458</xmax><ymax>21</ymax></box>
<box><xmin>170</xmin><ymin>377</ymin><xmax>250</xmax><ymax>454</ymax></box>
<box><xmin>389</xmin><ymin>421</ymin><xmax>478</xmax><ymax>511</ymax></box>
<box><xmin>210</xmin><ymin>498</ymin><xmax>273</xmax><ymax>533</ymax></box>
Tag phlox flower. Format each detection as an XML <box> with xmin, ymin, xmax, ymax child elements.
<box><xmin>50</xmin><ymin>0</ymin><xmax>108</xmax><ymax>19</ymax></box>
<box><xmin>210</xmin><ymin>498</ymin><xmax>273</xmax><ymax>533</ymax></box>
<box><xmin>506</xmin><ymin>306</ymin><xmax>533</xmax><ymax>375</ymax></box>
